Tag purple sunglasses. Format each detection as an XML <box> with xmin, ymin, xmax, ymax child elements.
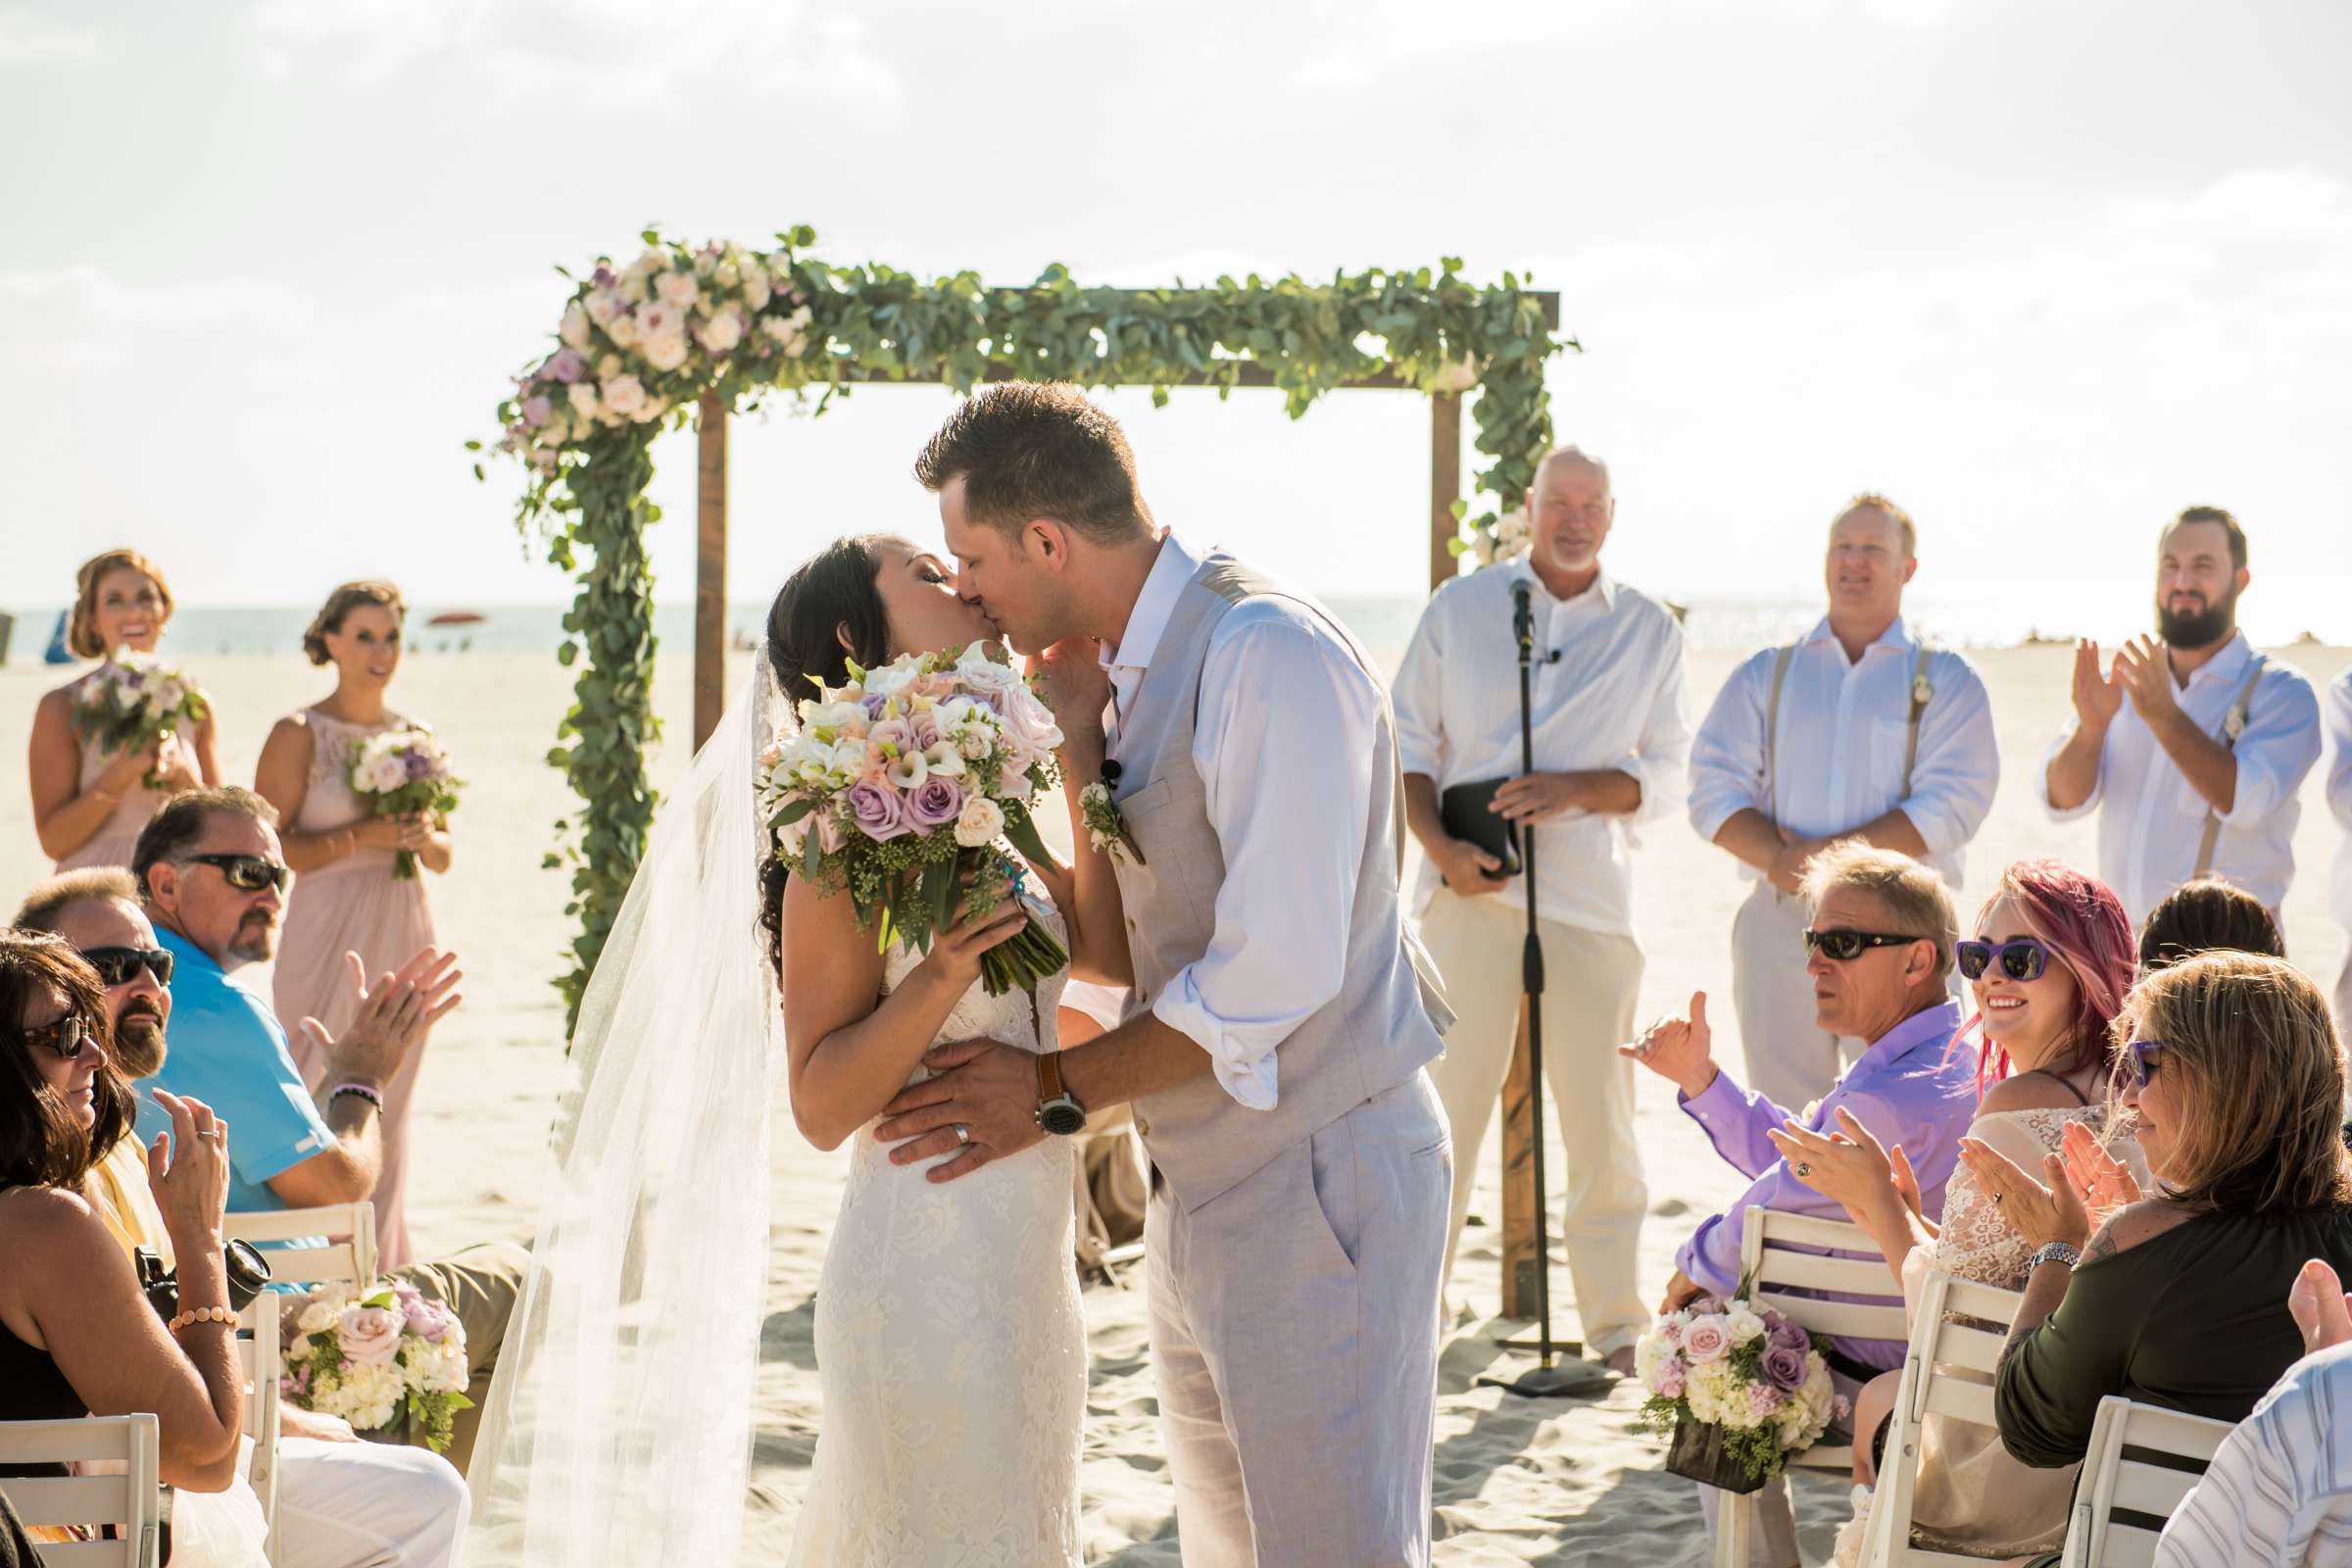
<box><xmin>1956</xmin><ymin>938</ymin><xmax>2049</xmax><ymax>983</ymax></box>
<box><xmin>2126</xmin><ymin>1039</ymin><xmax>2165</xmax><ymax>1090</ymax></box>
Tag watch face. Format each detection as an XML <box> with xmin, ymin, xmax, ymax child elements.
<box><xmin>1039</xmin><ymin>1100</ymin><xmax>1087</xmax><ymax>1136</ymax></box>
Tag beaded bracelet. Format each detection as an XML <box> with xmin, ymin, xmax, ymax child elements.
<box><xmin>169</xmin><ymin>1306</ymin><xmax>236</xmax><ymax>1333</ymax></box>
<box><xmin>330</xmin><ymin>1083</ymin><xmax>385</xmax><ymax>1113</ymax></box>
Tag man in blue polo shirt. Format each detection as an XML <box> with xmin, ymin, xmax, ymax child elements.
<box><xmin>119</xmin><ymin>786</ymin><xmax>520</xmax><ymax>1471</ymax></box>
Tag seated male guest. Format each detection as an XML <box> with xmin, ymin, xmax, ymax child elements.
<box><xmin>1625</xmin><ymin>843</ymin><xmax>1979</xmax><ymax>1568</ymax></box>
<box><xmin>14</xmin><ymin>868</ymin><xmax>468</xmax><ymax>1568</ymax></box>
<box><xmin>94</xmin><ymin>786</ymin><xmax>522</xmax><ymax>1471</ymax></box>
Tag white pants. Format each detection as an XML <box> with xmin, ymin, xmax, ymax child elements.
<box><xmin>1148</xmin><ymin>1074</ymin><xmax>1450</xmax><ymax>1567</ymax></box>
<box><xmin>277</xmin><ymin>1437</ymin><xmax>468</xmax><ymax>1568</ymax></box>
<box><xmin>1419</xmin><ymin>889</ymin><xmax>1650</xmax><ymax>1354</ymax></box>
<box><xmin>1731</xmin><ymin>884</ymin><xmax>1861</xmax><ymax>1113</ymax></box>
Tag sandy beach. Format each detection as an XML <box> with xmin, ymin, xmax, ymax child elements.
<box><xmin>4</xmin><ymin>636</ymin><xmax>2346</xmax><ymax>1565</ymax></box>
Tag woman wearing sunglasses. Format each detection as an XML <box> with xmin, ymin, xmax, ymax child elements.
<box><xmin>255</xmin><ymin>581</ymin><xmax>448</xmax><ymax>1271</ymax></box>
<box><xmin>1972</xmin><ymin>950</ymin><xmax>2352</xmax><ymax>1566</ymax></box>
<box><xmin>28</xmin><ymin>549</ymin><xmax>222</xmax><ymax>873</ymax></box>
<box><xmin>0</xmin><ymin>930</ymin><xmax>268</xmax><ymax>1562</ymax></box>
<box><xmin>1773</xmin><ymin>858</ymin><xmax>2144</xmax><ymax>1563</ymax></box>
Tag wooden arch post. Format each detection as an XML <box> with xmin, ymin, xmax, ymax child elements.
<box><xmin>691</xmin><ymin>317</ymin><xmax>1553</xmax><ymax>1320</ymax></box>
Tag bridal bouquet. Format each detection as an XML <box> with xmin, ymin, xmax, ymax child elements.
<box><xmin>278</xmin><ymin>1280</ymin><xmax>472</xmax><ymax>1452</ymax></box>
<box><xmin>347</xmin><ymin>728</ymin><xmax>462</xmax><ymax>879</ymax></box>
<box><xmin>72</xmin><ymin>650</ymin><xmax>209</xmax><ymax>788</ymax></box>
<box><xmin>1636</xmin><ymin>1289</ymin><xmax>1844</xmax><ymax>1492</ymax></box>
<box><xmin>758</xmin><ymin>643</ymin><xmax>1070</xmax><ymax>996</ymax></box>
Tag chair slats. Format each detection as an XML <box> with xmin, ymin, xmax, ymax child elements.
<box><xmin>0</xmin><ymin>1475</ymin><xmax>134</xmax><ymax>1518</ymax></box>
<box><xmin>0</xmin><ymin>1413</ymin><xmax>161</xmax><ymax>1567</ymax></box>
<box><xmin>1750</xmin><ymin>1293</ymin><xmax>1904</xmax><ymax>1341</ymax></box>
<box><xmin>1922</xmin><ymin>1379</ymin><xmax>1996</xmax><ymax>1427</ymax></box>
<box><xmin>1749</xmin><ymin>1209</ymin><xmax>1876</xmax><ymax>1251</ymax></box>
<box><xmin>2098</xmin><ymin>1523</ymin><xmax>2162</xmax><ymax>1568</ymax></box>
<box><xmin>223</xmin><ymin>1203</ymin><xmax>377</xmax><ymax>1291</ymax></box>
<box><xmin>1932</xmin><ymin>1322</ymin><xmax>2009</xmax><ymax>1374</ymax></box>
<box><xmin>2112</xmin><ymin>1460</ymin><xmax>2201</xmax><ymax>1517</ymax></box>
<box><xmin>2066</xmin><ymin>1396</ymin><xmax>2236</xmax><ymax>1566</ymax></box>
<box><xmin>1859</xmin><ymin>1270</ymin><xmax>2029</xmax><ymax>1568</ymax></box>
<box><xmin>1752</xmin><ymin>1250</ymin><xmax>1898</xmax><ymax>1295</ymax></box>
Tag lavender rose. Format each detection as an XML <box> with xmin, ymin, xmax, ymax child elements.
<box><xmin>1762</xmin><ymin>1345</ymin><xmax>1810</xmax><ymax>1393</ymax></box>
<box><xmin>847</xmin><ymin>780</ymin><xmax>910</xmax><ymax>842</ymax></box>
<box><xmin>906</xmin><ymin>776</ymin><xmax>963</xmax><ymax>829</ymax></box>
<box><xmin>1767</xmin><ymin>1319</ymin><xmax>1811</xmax><ymax>1355</ymax></box>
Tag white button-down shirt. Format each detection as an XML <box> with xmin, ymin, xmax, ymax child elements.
<box><xmin>2326</xmin><ymin>667</ymin><xmax>2352</xmax><ymax>934</ymax></box>
<box><xmin>2040</xmin><ymin>632</ymin><xmax>2323</xmax><ymax>926</ymax></box>
<box><xmin>2156</xmin><ymin>1341</ymin><xmax>2352</xmax><ymax>1568</ymax></box>
<box><xmin>1100</xmin><ymin>533</ymin><xmax>1387</xmax><ymax>1110</ymax></box>
<box><xmin>1392</xmin><ymin>559</ymin><xmax>1691</xmax><ymax>937</ymax></box>
<box><xmin>1688</xmin><ymin>616</ymin><xmax>1999</xmax><ymax>890</ymax></box>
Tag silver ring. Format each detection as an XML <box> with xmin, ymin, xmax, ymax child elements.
<box><xmin>954</xmin><ymin>1123</ymin><xmax>970</xmax><ymax>1147</ymax></box>
<box><xmin>1793</xmin><ymin>1162</ymin><xmax>1811</xmax><ymax>1178</ymax></box>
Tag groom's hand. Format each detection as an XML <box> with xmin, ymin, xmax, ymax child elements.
<box><xmin>1027</xmin><ymin>637</ymin><xmax>1110</xmax><ymax>738</ymax></box>
<box><xmin>875</xmin><ymin>1038</ymin><xmax>1047</xmax><ymax>1183</ymax></box>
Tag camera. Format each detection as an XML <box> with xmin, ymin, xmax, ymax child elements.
<box><xmin>134</xmin><ymin>1240</ymin><xmax>274</xmax><ymax>1320</ymax></box>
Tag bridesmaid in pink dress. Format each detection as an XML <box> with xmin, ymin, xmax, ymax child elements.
<box><xmin>255</xmin><ymin>581</ymin><xmax>451</xmax><ymax>1269</ymax></box>
<box><xmin>27</xmin><ymin>550</ymin><xmax>221</xmax><ymax>872</ymax></box>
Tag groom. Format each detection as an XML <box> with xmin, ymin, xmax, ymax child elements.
<box><xmin>875</xmin><ymin>382</ymin><xmax>1456</xmax><ymax>1567</ymax></box>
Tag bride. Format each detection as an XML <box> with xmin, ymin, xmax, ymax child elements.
<box><xmin>467</xmin><ymin>534</ymin><xmax>1132</xmax><ymax>1565</ymax></box>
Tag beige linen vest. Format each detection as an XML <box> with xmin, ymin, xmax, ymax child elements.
<box><xmin>1111</xmin><ymin>554</ymin><xmax>1452</xmax><ymax>1212</ymax></box>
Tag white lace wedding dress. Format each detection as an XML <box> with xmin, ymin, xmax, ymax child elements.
<box><xmin>787</xmin><ymin>895</ymin><xmax>1087</xmax><ymax>1568</ymax></box>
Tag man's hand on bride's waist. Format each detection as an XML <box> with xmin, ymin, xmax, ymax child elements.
<box><xmin>875</xmin><ymin>1037</ymin><xmax>1046</xmax><ymax>1183</ymax></box>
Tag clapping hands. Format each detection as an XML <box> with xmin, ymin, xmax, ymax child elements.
<box><xmin>1956</xmin><ymin>1137</ymin><xmax>2094</xmax><ymax>1252</ymax></box>
<box><xmin>1768</xmin><ymin>1105</ymin><xmax>1924</xmax><ymax>1231</ymax></box>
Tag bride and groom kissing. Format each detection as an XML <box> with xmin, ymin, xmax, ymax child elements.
<box><xmin>476</xmin><ymin>382</ymin><xmax>1460</xmax><ymax>1568</ymax></box>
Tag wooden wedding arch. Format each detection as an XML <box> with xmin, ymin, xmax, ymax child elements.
<box><xmin>487</xmin><ymin>225</ymin><xmax>1568</xmax><ymax>1315</ymax></box>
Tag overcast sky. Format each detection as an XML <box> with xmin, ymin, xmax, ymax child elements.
<box><xmin>5</xmin><ymin>0</ymin><xmax>2349</xmax><ymax>640</ymax></box>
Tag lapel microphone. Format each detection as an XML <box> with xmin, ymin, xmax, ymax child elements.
<box><xmin>1101</xmin><ymin>759</ymin><xmax>1123</xmax><ymax>787</ymax></box>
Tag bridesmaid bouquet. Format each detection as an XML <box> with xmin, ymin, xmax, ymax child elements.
<box><xmin>1636</xmin><ymin>1289</ymin><xmax>1844</xmax><ymax>1492</ymax></box>
<box><xmin>758</xmin><ymin>642</ymin><xmax>1070</xmax><ymax>996</ymax></box>
<box><xmin>278</xmin><ymin>1280</ymin><xmax>472</xmax><ymax>1452</ymax></box>
<box><xmin>72</xmin><ymin>650</ymin><xmax>209</xmax><ymax>788</ymax></box>
<box><xmin>348</xmin><ymin>728</ymin><xmax>463</xmax><ymax>879</ymax></box>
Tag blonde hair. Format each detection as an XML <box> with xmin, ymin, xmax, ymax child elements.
<box><xmin>1839</xmin><ymin>492</ymin><xmax>1916</xmax><ymax>559</ymax></box>
<box><xmin>69</xmin><ymin>549</ymin><xmax>174</xmax><ymax>660</ymax></box>
<box><xmin>303</xmin><ymin>581</ymin><xmax>407</xmax><ymax>666</ymax></box>
<box><xmin>1800</xmin><ymin>842</ymin><xmax>1957</xmax><ymax>981</ymax></box>
<box><xmin>2119</xmin><ymin>952</ymin><xmax>2352</xmax><ymax>1216</ymax></box>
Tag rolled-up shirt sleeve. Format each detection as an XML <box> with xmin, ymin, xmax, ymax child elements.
<box><xmin>1625</xmin><ymin>622</ymin><xmax>1693</xmax><ymax>830</ymax></box>
<box><xmin>1151</xmin><ymin>612</ymin><xmax>1384</xmax><ymax>1109</ymax></box>
<box><xmin>2039</xmin><ymin>724</ymin><xmax>2104</xmax><ymax>821</ymax></box>
<box><xmin>2328</xmin><ymin>673</ymin><xmax>2352</xmax><ymax>833</ymax></box>
<box><xmin>1392</xmin><ymin>594</ymin><xmax>1447</xmax><ymax>783</ymax></box>
<box><xmin>2216</xmin><ymin>667</ymin><xmax>2324</xmax><ymax>828</ymax></box>
<box><xmin>1896</xmin><ymin>654</ymin><xmax>1999</xmax><ymax>854</ymax></box>
<box><xmin>1688</xmin><ymin>650</ymin><xmax>1772</xmax><ymax>843</ymax></box>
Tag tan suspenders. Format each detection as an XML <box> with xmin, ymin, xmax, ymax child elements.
<box><xmin>2191</xmin><ymin>660</ymin><xmax>2268</xmax><ymax>879</ymax></box>
<box><xmin>1762</xmin><ymin>641</ymin><xmax>1934</xmax><ymax>819</ymax></box>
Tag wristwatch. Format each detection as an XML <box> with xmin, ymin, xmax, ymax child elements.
<box><xmin>1035</xmin><ymin>1053</ymin><xmax>1088</xmax><ymax>1136</ymax></box>
<box><xmin>2029</xmin><ymin>1241</ymin><xmax>2082</xmax><ymax>1272</ymax></box>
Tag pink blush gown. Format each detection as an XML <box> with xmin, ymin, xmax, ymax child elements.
<box><xmin>271</xmin><ymin>706</ymin><xmax>439</xmax><ymax>1270</ymax></box>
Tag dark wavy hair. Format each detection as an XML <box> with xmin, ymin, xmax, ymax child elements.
<box><xmin>757</xmin><ymin>536</ymin><xmax>902</xmax><ymax>963</ymax></box>
<box><xmin>0</xmin><ymin>930</ymin><xmax>138</xmax><ymax>1191</ymax></box>
<box><xmin>2137</xmin><ymin>876</ymin><xmax>2284</xmax><ymax>973</ymax></box>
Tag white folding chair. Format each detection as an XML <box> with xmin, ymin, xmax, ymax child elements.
<box><xmin>0</xmin><ymin>1413</ymin><xmax>163</xmax><ymax>1566</ymax></box>
<box><xmin>1716</xmin><ymin>1205</ymin><xmax>1908</xmax><ymax>1568</ymax></box>
<box><xmin>2061</xmin><ymin>1396</ymin><xmax>2234</xmax><ymax>1568</ymax></box>
<box><xmin>1857</xmin><ymin>1268</ymin><xmax>2026</xmax><ymax>1567</ymax></box>
<box><xmin>224</xmin><ymin>1203</ymin><xmax>377</xmax><ymax>1291</ymax></box>
<box><xmin>236</xmin><ymin>1300</ymin><xmax>281</xmax><ymax>1566</ymax></box>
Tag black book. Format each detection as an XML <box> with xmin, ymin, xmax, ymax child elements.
<box><xmin>1439</xmin><ymin>778</ymin><xmax>1523</xmax><ymax>880</ymax></box>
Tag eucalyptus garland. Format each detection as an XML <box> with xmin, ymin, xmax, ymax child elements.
<box><xmin>481</xmin><ymin>225</ymin><xmax>1563</xmax><ymax>1028</ymax></box>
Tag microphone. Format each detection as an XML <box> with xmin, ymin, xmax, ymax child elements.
<box><xmin>1511</xmin><ymin>578</ymin><xmax>1535</xmax><ymax>653</ymax></box>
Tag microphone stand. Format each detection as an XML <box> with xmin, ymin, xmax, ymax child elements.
<box><xmin>1479</xmin><ymin>576</ymin><xmax>1608</xmax><ymax>1399</ymax></box>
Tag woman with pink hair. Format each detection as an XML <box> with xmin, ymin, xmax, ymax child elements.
<box><xmin>1769</xmin><ymin>858</ymin><xmax>2146</xmax><ymax>1564</ymax></box>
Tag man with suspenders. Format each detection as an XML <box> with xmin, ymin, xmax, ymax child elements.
<box><xmin>2044</xmin><ymin>507</ymin><xmax>2323</xmax><ymax>931</ymax></box>
<box><xmin>1688</xmin><ymin>495</ymin><xmax>1998</xmax><ymax>1110</ymax></box>
<box><xmin>2328</xmin><ymin>667</ymin><xmax>2352</xmax><ymax>1032</ymax></box>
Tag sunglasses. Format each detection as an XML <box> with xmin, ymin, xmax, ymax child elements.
<box><xmin>182</xmin><ymin>854</ymin><xmax>290</xmax><ymax>894</ymax></box>
<box><xmin>79</xmin><ymin>946</ymin><xmax>174</xmax><ymax>987</ymax></box>
<box><xmin>1956</xmin><ymin>938</ymin><xmax>2050</xmax><ymax>983</ymax></box>
<box><xmin>1802</xmin><ymin>927</ymin><xmax>1923</xmax><ymax>962</ymax></box>
<box><xmin>23</xmin><ymin>1013</ymin><xmax>99</xmax><ymax>1061</ymax></box>
<box><xmin>2127</xmin><ymin>1039</ymin><xmax>2165</xmax><ymax>1090</ymax></box>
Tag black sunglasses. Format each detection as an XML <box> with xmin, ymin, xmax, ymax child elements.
<box><xmin>182</xmin><ymin>854</ymin><xmax>290</xmax><ymax>893</ymax></box>
<box><xmin>1803</xmin><ymin>927</ymin><xmax>1924</xmax><ymax>962</ymax></box>
<box><xmin>79</xmin><ymin>946</ymin><xmax>174</xmax><ymax>987</ymax></box>
<box><xmin>1956</xmin><ymin>938</ymin><xmax>2050</xmax><ymax>983</ymax></box>
<box><xmin>23</xmin><ymin>1013</ymin><xmax>99</xmax><ymax>1061</ymax></box>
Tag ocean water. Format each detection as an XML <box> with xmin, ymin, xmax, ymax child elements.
<box><xmin>5</xmin><ymin>580</ymin><xmax>2347</xmax><ymax>666</ymax></box>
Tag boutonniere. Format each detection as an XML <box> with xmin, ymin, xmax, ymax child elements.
<box><xmin>2224</xmin><ymin>704</ymin><xmax>2248</xmax><ymax>742</ymax></box>
<box><xmin>1081</xmin><ymin>782</ymin><xmax>1146</xmax><ymax>866</ymax></box>
<box><xmin>1911</xmin><ymin>673</ymin><xmax>1935</xmax><ymax>708</ymax></box>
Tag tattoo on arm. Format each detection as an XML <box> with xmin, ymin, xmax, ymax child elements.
<box><xmin>2081</xmin><ymin>1225</ymin><xmax>2119</xmax><ymax>1266</ymax></box>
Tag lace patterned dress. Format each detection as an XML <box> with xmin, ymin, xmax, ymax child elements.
<box><xmin>787</xmin><ymin>893</ymin><xmax>1086</xmax><ymax>1568</ymax></box>
<box><xmin>54</xmin><ymin>667</ymin><xmax>202</xmax><ymax>872</ymax></box>
<box><xmin>1838</xmin><ymin>1104</ymin><xmax>2146</xmax><ymax>1564</ymax></box>
<box><xmin>271</xmin><ymin>707</ymin><xmax>438</xmax><ymax>1269</ymax></box>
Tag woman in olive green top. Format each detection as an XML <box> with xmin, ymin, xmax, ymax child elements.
<box><xmin>1962</xmin><ymin>950</ymin><xmax>2352</xmax><ymax>1472</ymax></box>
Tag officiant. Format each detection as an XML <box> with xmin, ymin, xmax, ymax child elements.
<box><xmin>1396</xmin><ymin>446</ymin><xmax>1691</xmax><ymax>1375</ymax></box>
